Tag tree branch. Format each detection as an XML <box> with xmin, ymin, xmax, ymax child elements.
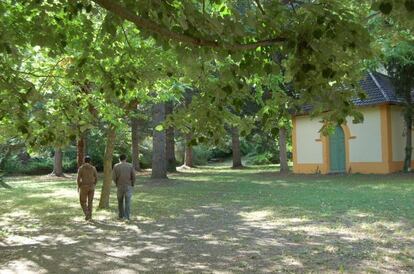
<box><xmin>121</xmin><ymin>23</ymin><xmax>134</xmax><ymax>60</ymax></box>
<box><xmin>38</xmin><ymin>58</ymin><xmax>66</xmax><ymax>94</ymax></box>
<box><xmin>254</xmin><ymin>0</ymin><xmax>266</xmax><ymax>15</ymax></box>
<box><xmin>366</xmin><ymin>11</ymin><xmax>380</xmax><ymax>21</ymax></box>
<box><xmin>92</xmin><ymin>0</ymin><xmax>286</xmax><ymax>50</ymax></box>
<box><xmin>9</xmin><ymin>68</ymin><xmax>64</xmax><ymax>79</ymax></box>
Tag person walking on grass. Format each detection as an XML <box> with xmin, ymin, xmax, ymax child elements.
<box><xmin>112</xmin><ymin>154</ymin><xmax>135</xmax><ymax>221</ymax></box>
<box><xmin>77</xmin><ymin>156</ymin><xmax>98</xmax><ymax>221</ymax></box>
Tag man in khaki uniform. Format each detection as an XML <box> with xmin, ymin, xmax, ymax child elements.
<box><xmin>77</xmin><ymin>156</ymin><xmax>98</xmax><ymax>221</ymax></box>
<box><xmin>112</xmin><ymin>154</ymin><xmax>135</xmax><ymax>220</ymax></box>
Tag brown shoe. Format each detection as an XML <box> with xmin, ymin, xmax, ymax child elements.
<box><xmin>85</xmin><ymin>213</ymin><xmax>92</xmax><ymax>221</ymax></box>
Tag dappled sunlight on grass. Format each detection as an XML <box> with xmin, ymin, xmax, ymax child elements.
<box><xmin>1</xmin><ymin>167</ymin><xmax>414</xmax><ymax>272</ymax></box>
<box><xmin>3</xmin><ymin>258</ymin><xmax>48</xmax><ymax>274</ymax></box>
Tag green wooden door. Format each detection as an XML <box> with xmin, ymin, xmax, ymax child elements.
<box><xmin>329</xmin><ymin>126</ymin><xmax>346</xmax><ymax>173</ymax></box>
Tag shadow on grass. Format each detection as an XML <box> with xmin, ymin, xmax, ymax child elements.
<box><xmin>0</xmin><ymin>169</ymin><xmax>414</xmax><ymax>272</ymax></box>
<box><xmin>0</xmin><ymin>181</ymin><xmax>12</xmax><ymax>189</ymax></box>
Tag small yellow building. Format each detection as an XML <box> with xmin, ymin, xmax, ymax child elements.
<box><xmin>292</xmin><ymin>72</ymin><xmax>412</xmax><ymax>174</ymax></box>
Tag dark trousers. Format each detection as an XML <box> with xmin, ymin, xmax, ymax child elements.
<box><xmin>117</xmin><ymin>185</ymin><xmax>132</xmax><ymax>219</ymax></box>
<box><xmin>79</xmin><ymin>185</ymin><xmax>95</xmax><ymax>219</ymax></box>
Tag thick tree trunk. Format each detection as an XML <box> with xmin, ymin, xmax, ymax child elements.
<box><xmin>98</xmin><ymin>127</ymin><xmax>116</xmax><ymax>209</ymax></box>
<box><xmin>77</xmin><ymin>134</ymin><xmax>86</xmax><ymax>168</ymax></box>
<box><xmin>131</xmin><ymin>117</ymin><xmax>141</xmax><ymax>172</ymax></box>
<box><xmin>52</xmin><ymin>147</ymin><xmax>64</xmax><ymax>176</ymax></box>
<box><xmin>166</xmin><ymin>126</ymin><xmax>176</xmax><ymax>172</ymax></box>
<box><xmin>151</xmin><ymin>103</ymin><xmax>167</xmax><ymax>179</ymax></box>
<box><xmin>231</xmin><ymin>127</ymin><xmax>243</xmax><ymax>168</ymax></box>
<box><xmin>279</xmin><ymin>127</ymin><xmax>289</xmax><ymax>173</ymax></box>
<box><xmin>165</xmin><ymin>101</ymin><xmax>176</xmax><ymax>172</ymax></box>
<box><xmin>184</xmin><ymin>134</ymin><xmax>194</xmax><ymax>167</ymax></box>
<box><xmin>403</xmin><ymin>111</ymin><xmax>412</xmax><ymax>172</ymax></box>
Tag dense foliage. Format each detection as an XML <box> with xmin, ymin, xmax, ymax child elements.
<box><xmin>1</xmin><ymin>1</ymin><xmax>413</xmax><ymax>175</ymax></box>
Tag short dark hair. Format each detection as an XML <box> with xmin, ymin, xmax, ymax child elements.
<box><xmin>84</xmin><ymin>156</ymin><xmax>91</xmax><ymax>163</ymax></box>
<box><xmin>119</xmin><ymin>154</ymin><xmax>127</xmax><ymax>161</ymax></box>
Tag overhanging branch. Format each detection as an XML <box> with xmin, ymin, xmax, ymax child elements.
<box><xmin>92</xmin><ymin>0</ymin><xmax>286</xmax><ymax>50</ymax></box>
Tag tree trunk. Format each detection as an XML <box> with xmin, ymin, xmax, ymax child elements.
<box><xmin>403</xmin><ymin>110</ymin><xmax>412</xmax><ymax>172</ymax></box>
<box><xmin>98</xmin><ymin>126</ymin><xmax>116</xmax><ymax>209</ymax></box>
<box><xmin>52</xmin><ymin>147</ymin><xmax>64</xmax><ymax>176</ymax></box>
<box><xmin>183</xmin><ymin>88</ymin><xmax>194</xmax><ymax>168</ymax></box>
<box><xmin>0</xmin><ymin>147</ymin><xmax>11</xmax><ymax>170</ymax></box>
<box><xmin>77</xmin><ymin>133</ymin><xmax>86</xmax><ymax>168</ymax></box>
<box><xmin>184</xmin><ymin>133</ymin><xmax>194</xmax><ymax>167</ymax></box>
<box><xmin>131</xmin><ymin>117</ymin><xmax>141</xmax><ymax>172</ymax></box>
<box><xmin>279</xmin><ymin>127</ymin><xmax>289</xmax><ymax>174</ymax></box>
<box><xmin>231</xmin><ymin>127</ymin><xmax>243</xmax><ymax>168</ymax></box>
<box><xmin>83</xmin><ymin>130</ymin><xmax>88</xmax><ymax>155</ymax></box>
<box><xmin>151</xmin><ymin>103</ymin><xmax>167</xmax><ymax>179</ymax></box>
<box><xmin>165</xmin><ymin>101</ymin><xmax>176</xmax><ymax>172</ymax></box>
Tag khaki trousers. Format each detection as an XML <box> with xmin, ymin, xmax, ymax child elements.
<box><xmin>79</xmin><ymin>185</ymin><xmax>95</xmax><ymax>219</ymax></box>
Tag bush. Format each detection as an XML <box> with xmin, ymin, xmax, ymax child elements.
<box><xmin>240</xmin><ymin>138</ymin><xmax>255</xmax><ymax>155</ymax></box>
<box><xmin>138</xmin><ymin>137</ymin><xmax>153</xmax><ymax>169</ymax></box>
<box><xmin>245</xmin><ymin>151</ymin><xmax>277</xmax><ymax>165</ymax></box>
<box><xmin>63</xmin><ymin>159</ymin><xmax>78</xmax><ymax>173</ymax></box>
<box><xmin>209</xmin><ymin>147</ymin><xmax>232</xmax><ymax>160</ymax></box>
<box><xmin>175</xmin><ymin>142</ymin><xmax>212</xmax><ymax>166</ymax></box>
<box><xmin>3</xmin><ymin>156</ymin><xmax>53</xmax><ymax>175</ymax></box>
<box><xmin>193</xmin><ymin>145</ymin><xmax>213</xmax><ymax>165</ymax></box>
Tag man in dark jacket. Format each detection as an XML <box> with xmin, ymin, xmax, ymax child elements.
<box><xmin>77</xmin><ymin>156</ymin><xmax>98</xmax><ymax>221</ymax></box>
<box><xmin>112</xmin><ymin>154</ymin><xmax>135</xmax><ymax>220</ymax></box>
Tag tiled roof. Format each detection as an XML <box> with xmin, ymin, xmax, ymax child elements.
<box><xmin>300</xmin><ymin>72</ymin><xmax>403</xmax><ymax>114</ymax></box>
<box><xmin>355</xmin><ymin>71</ymin><xmax>403</xmax><ymax>106</ymax></box>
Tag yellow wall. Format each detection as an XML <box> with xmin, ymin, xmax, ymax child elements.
<box><xmin>295</xmin><ymin>116</ymin><xmax>323</xmax><ymax>164</ymax></box>
<box><xmin>292</xmin><ymin>105</ymin><xmax>410</xmax><ymax>174</ymax></box>
<box><xmin>292</xmin><ymin>117</ymin><xmax>323</xmax><ymax>174</ymax></box>
<box><xmin>346</xmin><ymin>107</ymin><xmax>382</xmax><ymax>162</ymax></box>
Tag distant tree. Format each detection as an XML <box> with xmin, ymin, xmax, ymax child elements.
<box><xmin>183</xmin><ymin>89</ymin><xmax>195</xmax><ymax>168</ymax></box>
<box><xmin>151</xmin><ymin>103</ymin><xmax>167</xmax><ymax>179</ymax></box>
<box><xmin>165</xmin><ymin>101</ymin><xmax>177</xmax><ymax>172</ymax></box>
<box><xmin>231</xmin><ymin>127</ymin><xmax>243</xmax><ymax>168</ymax></box>
<box><xmin>98</xmin><ymin>126</ymin><xmax>116</xmax><ymax>209</ymax></box>
<box><xmin>131</xmin><ymin>116</ymin><xmax>141</xmax><ymax>172</ymax></box>
<box><xmin>52</xmin><ymin>148</ymin><xmax>63</xmax><ymax>177</ymax></box>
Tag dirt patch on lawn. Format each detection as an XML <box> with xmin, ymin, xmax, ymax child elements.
<box><xmin>1</xmin><ymin>203</ymin><xmax>413</xmax><ymax>273</ymax></box>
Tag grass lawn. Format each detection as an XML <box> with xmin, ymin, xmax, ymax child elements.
<box><xmin>0</xmin><ymin>165</ymin><xmax>413</xmax><ymax>273</ymax></box>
